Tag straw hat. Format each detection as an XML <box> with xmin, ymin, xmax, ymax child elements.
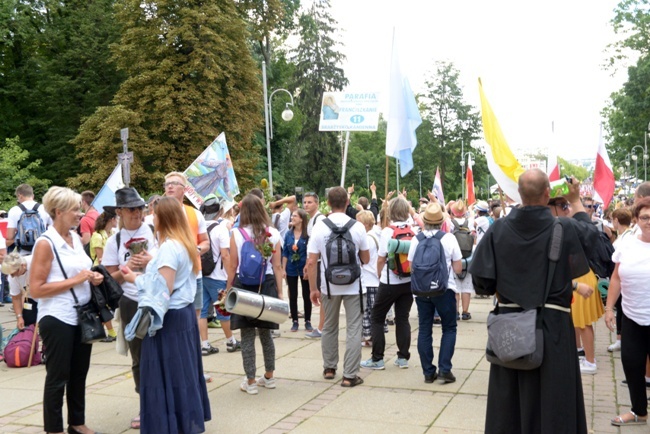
<box><xmin>451</xmin><ymin>200</ymin><xmax>466</xmax><ymax>217</ymax></box>
<box><xmin>475</xmin><ymin>201</ymin><xmax>490</xmax><ymax>212</ymax></box>
<box><xmin>422</xmin><ymin>203</ymin><xmax>448</xmax><ymax>225</ymax></box>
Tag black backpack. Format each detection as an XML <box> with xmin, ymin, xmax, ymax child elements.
<box><xmin>201</xmin><ymin>221</ymin><xmax>221</xmax><ymax>277</ymax></box>
<box><xmin>588</xmin><ymin>225</ymin><xmax>615</xmax><ymax>279</ymax></box>
<box><xmin>410</xmin><ymin>231</ymin><xmax>449</xmax><ymax>297</ymax></box>
<box><xmin>451</xmin><ymin>219</ymin><xmax>474</xmax><ymax>259</ymax></box>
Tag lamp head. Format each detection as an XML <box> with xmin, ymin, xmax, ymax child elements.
<box><xmin>281</xmin><ymin>104</ymin><xmax>294</xmax><ymax>121</ymax></box>
<box><xmin>633</xmin><ymin>154</ymin><xmax>638</xmax><ymax>161</ymax></box>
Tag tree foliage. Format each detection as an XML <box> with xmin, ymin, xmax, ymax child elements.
<box><xmin>70</xmin><ymin>0</ymin><xmax>263</xmax><ymax>194</ymax></box>
<box><xmin>0</xmin><ymin>137</ymin><xmax>50</xmax><ymax>208</ymax></box>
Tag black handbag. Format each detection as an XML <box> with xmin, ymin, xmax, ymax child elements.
<box><xmin>44</xmin><ymin>235</ymin><xmax>106</xmax><ymax>344</ymax></box>
<box><xmin>485</xmin><ymin>221</ymin><xmax>563</xmax><ymax>370</ymax></box>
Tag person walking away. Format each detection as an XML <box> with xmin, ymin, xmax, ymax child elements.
<box><xmin>355</xmin><ymin>210</ymin><xmax>383</xmax><ymax>347</ymax></box>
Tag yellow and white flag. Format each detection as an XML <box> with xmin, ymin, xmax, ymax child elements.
<box><xmin>478</xmin><ymin>78</ymin><xmax>524</xmax><ymax>203</ymax></box>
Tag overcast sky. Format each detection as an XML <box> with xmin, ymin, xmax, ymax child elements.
<box><xmin>328</xmin><ymin>0</ymin><xmax>629</xmax><ymax>161</ymax></box>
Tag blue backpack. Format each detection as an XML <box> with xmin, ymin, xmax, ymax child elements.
<box><xmin>237</xmin><ymin>228</ymin><xmax>267</xmax><ymax>287</ymax></box>
<box><xmin>410</xmin><ymin>231</ymin><xmax>449</xmax><ymax>297</ymax></box>
<box><xmin>15</xmin><ymin>203</ymin><xmax>46</xmax><ymax>251</ymax></box>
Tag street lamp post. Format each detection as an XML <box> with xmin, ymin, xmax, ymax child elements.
<box><xmin>631</xmin><ymin>145</ymin><xmax>645</xmax><ymax>186</ymax></box>
<box><xmin>366</xmin><ymin>164</ymin><xmax>370</xmax><ymax>190</ymax></box>
<box><xmin>642</xmin><ymin>121</ymin><xmax>650</xmax><ymax>181</ymax></box>
<box><xmin>418</xmin><ymin>171</ymin><xmax>422</xmax><ymax>198</ymax></box>
<box><xmin>262</xmin><ymin>61</ymin><xmax>294</xmax><ymax>196</ymax></box>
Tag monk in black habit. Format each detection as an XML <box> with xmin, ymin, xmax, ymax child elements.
<box><xmin>470</xmin><ymin>169</ymin><xmax>598</xmax><ymax>434</ymax></box>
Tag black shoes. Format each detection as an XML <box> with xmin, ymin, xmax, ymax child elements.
<box><xmin>424</xmin><ymin>373</ymin><xmax>438</xmax><ymax>383</ymax></box>
<box><xmin>438</xmin><ymin>371</ymin><xmax>456</xmax><ymax>384</ymax></box>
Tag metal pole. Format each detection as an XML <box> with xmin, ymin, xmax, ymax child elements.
<box><xmin>461</xmin><ymin>140</ymin><xmax>465</xmax><ymax>201</ymax></box>
<box><xmin>396</xmin><ymin>159</ymin><xmax>400</xmax><ymax>191</ymax></box>
<box><xmin>366</xmin><ymin>164</ymin><xmax>370</xmax><ymax>190</ymax></box>
<box><xmin>646</xmin><ymin>126</ymin><xmax>649</xmax><ymax>182</ymax></box>
<box><xmin>418</xmin><ymin>171</ymin><xmax>422</xmax><ymax>198</ymax></box>
<box><xmin>262</xmin><ymin>61</ymin><xmax>273</xmax><ymax>196</ymax></box>
<box><xmin>340</xmin><ymin>131</ymin><xmax>351</xmax><ymax>187</ymax></box>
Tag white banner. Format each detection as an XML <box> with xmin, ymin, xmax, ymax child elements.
<box><xmin>318</xmin><ymin>91</ymin><xmax>380</xmax><ymax>131</ymax></box>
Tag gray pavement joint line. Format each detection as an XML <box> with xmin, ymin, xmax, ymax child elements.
<box><xmin>272</xmin><ymin>381</ymin><xmax>341</xmax><ymax>431</ymax></box>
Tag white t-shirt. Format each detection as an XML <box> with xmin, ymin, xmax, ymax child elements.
<box><xmin>232</xmin><ymin>225</ymin><xmax>282</xmax><ymax>276</ymax></box>
<box><xmin>307</xmin><ymin>212</ymin><xmax>369</xmax><ymax>295</ymax></box>
<box><xmin>272</xmin><ymin>208</ymin><xmax>291</xmax><ymax>241</ymax></box>
<box><xmin>407</xmin><ymin>229</ymin><xmax>462</xmax><ymax>292</ymax></box>
<box><xmin>361</xmin><ymin>228</ymin><xmax>380</xmax><ymax>288</ymax></box>
<box><xmin>307</xmin><ymin>212</ymin><xmax>326</xmax><ymax>237</ymax></box>
<box><xmin>102</xmin><ymin>225</ymin><xmax>156</xmax><ymax>301</ymax></box>
<box><xmin>0</xmin><ymin>233</ymin><xmax>5</xmax><ymax>250</ymax></box>
<box><xmin>613</xmin><ymin>235</ymin><xmax>650</xmax><ymax>325</ymax></box>
<box><xmin>206</xmin><ymin>219</ymin><xmax>230</xmax><ymax>281</ymax></box>
<box><xmin>378</xmin><ymin>222</ymin><xmax>413</xmax><ymax>285</ymax></box>
<box><xmin>9</xmin><ymin>255</ymin><xmax>32</xmax><ymax>296</ymax></box>
<box><xmin>8</xmin><ymin>200</ymin><xmax>53</xmax><ymax>254</ymax></box>
<box><xmin>36</xmin><ymin>228</ymin><xmax>92</xmax><ymax>326</ymax></box>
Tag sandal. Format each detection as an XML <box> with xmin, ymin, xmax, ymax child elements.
<box><xmin>130</xmin><ymin>415</ymin><xmax>141</xmax><ymax>430</ymax></box>
<box><xmin>611</xmin><ymin>411</ymin><xmax>648</xmax><ymax>426</ymax></box>
<box><xmin>323</xmin><ymin>368</ymin><xmax>336</xmax><ymax>380</ymax></box>
<box><xmin>341</xmin><ymin>376</ymin><xmax>364</xmax><ymax>387</ymax></box>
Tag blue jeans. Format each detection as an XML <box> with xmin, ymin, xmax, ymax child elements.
<box><xmin>415</xmin><ymin>290</ymin><xmax>457</xmax><ymax>376</ymax></box>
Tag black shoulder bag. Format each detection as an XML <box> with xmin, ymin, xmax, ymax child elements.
<box><xmin>485</xmin><ymin>220</ymin><xmax>563</xmax><ymax>370</ymax></box>
<box><xmin>44</xmin><ymin>236</ymin><xmax>106</xmax><ymax>344</ymax></box>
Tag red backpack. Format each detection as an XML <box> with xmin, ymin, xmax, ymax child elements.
<box><xmin>388</xmin><ymin>224</ymin><xmax>415</xmax><ymax>278</ymax></box>
<box><xmin>4</xmin><ymin>325</ymin><xmax>41</xmax><ymax>368</ymax></box>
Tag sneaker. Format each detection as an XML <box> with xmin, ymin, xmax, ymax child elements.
<box><xmin>394</xmin><ymin>358</ymin><xmax>409</xmax><ymax>369</ymax></box>
<box><xmin>226</xmin><ymin>340</ymin><xmax>241</xmax><ymax>353</ymax></box>
<box><xmin>361</xmin><ymin>339</ymin><xmax>372</xmax><ymax>347</ymax></box>
<box><xmin>438</xmin><ymin>371</ymin><xmax>456</xmax><ymax>383</ymax></box>
<box><xmin>461</xmin><ymin>312</ymin><xmax>472</xmax><ymax>320</ymax></box>
<box><xmin>100</xmin><ymin>335</ymin><xmax>116</xmax><ymax>343</ymax></box>
<box><xmin>271</xmin><ymin>330</ymin><xmax>281</xmax><ymax>338</ymax></box>
<box><xmin>608</xmin><ymin>341</ymin><xmax>621</xmax><ymax>352</ymax></box>
<box><xmin>204</xmin><ymin>373</ymin><xmax>213</xmax><ymax>383</ymax></box>
<box><xmin>240</xmin><ymin>380</ymin><xmax>258</xmax><ymax>395</ymax></box>
<box><xmin>577</xmin><ymin>348</ymin><xmax>585</xmax><ymax>360</ymax></box>
<box><xmin>305</xmin><ymin>321</ymin><xmax>313</xmax><ymax>332</ymax></box>
<box><xmin>207</xmin><ymin>320</ymin><xmax>221</xmax><ymax>329</ymax></box>
<box><xmin>580</xmin><ymin>359</ymin><xmax>597</xmax><ymax>375</ymax></box>
<box><xmin>291</xmin><ymin>321</ymin><xmax>299</xmax><ymax>332</ymax></box>
<box><xmin>257</xmin><ymin>375</ymin><xmax>276</xmax><ymax>389</ymax></box>
<box><xmin>202</xmin><ymin>344</ymin><xmax>219</xmax><ymax>356</ymax></box>
<box><xmin>306</xmin><ymin>329</ymin><xmax>322</xmax><ymax>339</ymax></box>
<box><xmin>386</xmin><ymin>319</ymin><xmax>395</xmax><ymax>326</ymax></box>
<box><xmin>433</xmin><ymin>317</ymin><xmax>442</xmax><ymax>327</ymax></box>
<box><xmin>360</xmin><ymin>358</ymin><xmax>385</xmax><ymax>370</ymax></box>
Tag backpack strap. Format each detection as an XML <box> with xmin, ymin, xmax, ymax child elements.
<box><xmin>33</xmin><ymin>203</ymin><xmax>40</xmax><ymax>212</ymax></box>
<box><xmin>206</xmin><ymin>222</ymin><xmax>221</xmax><ymax>268</ymax></box>
<box><xmin>367</xmin><ymin>233</ymin><xmax>379</xmax><ymax>250</ymax></box>
<box><xmin>238</xmin><ymin>227</ymin><xmax>252</xmax><ymax>242</ymax></box>
<box><xmin>18</xmin><ymin>203</ymin><xmax>27</xmax><ymax>213</ymax></box>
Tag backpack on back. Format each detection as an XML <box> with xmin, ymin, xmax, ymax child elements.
<box><xmin>201</xmin><ymin>221</ymin><xmax>221</xmax><ymax>277</ymax></box>
<box><xmin>322</xmin><ymin>218</ymin><xmax>361</xmax><ymax>289</ymax></box>
<box><xmin>451</xmin><ymin>219</ymin><xmax>474</xmax><ymax>259</ymax></box>
<box><xmin>4</xmin><ymin>324</ymin><xmax>41</xmax><ymax>368</ymax></box>
<box><xmin>588</xmin><ymin>226</ymin><xmax>615</xmax><ymax>279</ymax></box>
<box><xmin>388</xmin><ymin>224</ymin><xmax>415</xmax><ymax>277</ymax></box>
<box><xmin>410</xmin><ymin>232</ymin><xmax>449</xmax><ymax>297</ymax></box>
<box><xmin>15</xmin><ymin>203</ymin><xmax>46</xmax><ymax>251</ymax></box>
<box><xmin>238</xmin><ymin>227</ymin><xmax>267</xmax><ymax>287</ymax></box>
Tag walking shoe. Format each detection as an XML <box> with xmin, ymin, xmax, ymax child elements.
<box><xmin>579</xmin><ymin>359</ymin><xmax>597</xmax><ymax>375</ymax></box>
<box><xmin>257</xmin><ymin>375</ymin><xmax>276</xmax><ymax>389</ymax></box>
<box><xmin>271</xmin><ymin>330</ymin><xmax>281</xmax><ymax>338</ymax></box>
<box><xmin>577</xmin><ymin>348</ymin><xmax>585</xmax><ymax>360</ymax></box>
<box><xmin>386</xmin><ymin>319</ymin><xmax>395</xmax><ymax>326</ymax></box>
<box><xmin>394</xmin><ymin>358</ymin><xmax>409</xmax><ymax>369</ymax></box>
<box><xmin>202</xmin><ymin>344</ymin><xmax>219</xmax><ymax>356</ymax></box>
<box><xmin>608</xmin><ymin>341</ymin><xmax>621</xmax><ymax>352</ymax></box>
<box><xmin>226</xmin><ymin>340</ymin><xmax>241</xmax><ymax>353</ymax></box>
<box><xmin>240</xmin><ymin>380</ymin><xmax>258</xmax><ymax>395</ymax></box>
<box><xmin>305</xmin><ymin>329</ymin><xmax>322</xmax><ymax>339</ymax></box>
<box><xmin>438</xmin><ymin>371</ymin><xmax>456</xmax><ymax>383</ymax></box>
<box><xmin>207</xmin><ymin>319</ymin><xmax>221</xmax><ymax>329</ymax></box>
<box><xmin>461</xmin><ymin>312</ymin><xmax>472</xmax><ymax>320</ymax></box>
<box><xmin>424</xmin><ymin>372</ymin><xmax>438</xmax><ymax>383</ymax></box>
<box><xmin>621</xmin><ymin>379</ymin><xmax>650</xmax><ymax>388</ymax></box>
<box><xmin>433</xmin><ymin>317</ymin><xmax>442</xmax><ymax>327</ymax></box>
<box><xmin>100</xmin><ymin>335</ymin><xmax>116</xmax><ymax>343</ymax></box>
<box><xmin>291</xmin><ymin>321</ymin><xmax>299</xmax><ymax>332</ymax></box>
<box><xmin>360</xmin><ymin>358</ymin><xmax>385</xmax><ymax>370</ymax></box>
<box><xmin>204</xmin><ymin>373</ymin><xmax>213</xmax><ymax>383</ymax></box>
<box><xmin>305</xmin><ymin>321</ymin><xmax>313</xmax><ymax>331</ymax></box>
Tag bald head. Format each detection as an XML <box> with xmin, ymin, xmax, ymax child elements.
<box><xmin>518</xmin><ymin>169</ymin><xmax>550</xmax><ymax>206</ymax></box>
<box><xmin>635</xmin><ymin>181</ymin><xmax>650</xmax><ymax>201</ymax></box>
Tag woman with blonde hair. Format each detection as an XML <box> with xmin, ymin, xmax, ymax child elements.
<box><xmin>30</xmin><ymin>186</ymin><xmax>104</xmax><ymax>434</ymax></box>
<box><xmin>3</xmin><ymin>251</ymin><xmax>34</xmax><ymax>330</ymax></box>
<box><xmin>121</xmin><ymin>196</ymin><xmax>210</xmax><ymax>433</ymax></box>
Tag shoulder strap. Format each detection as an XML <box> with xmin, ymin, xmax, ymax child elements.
<box><xmin>367</xmin><ymin>233</ymin><xmax>379</xmax><ymax>250</ymax></box>
<box><xmin>539</xmin><ymin>220</ymin><xmax>563</xmax><ymax>316</ymax></box>
<box><xmin>416</xmin><ymin>232</ymin><xmax>426</xmax><ymax>242</ymax></box>
<box><xmin>18</xmin><ymin>203</ymin><xmax>27</xmax><ymax>213</ymax></box>
<box><xmin>238</xmin><ymin>227</ymin><xmax>252</xmax><ymax>242</ymax></box>
<box><xmin>33</xmin><ymin>203</ymin><xmax>40</xmax><ymax>211</ymax></box>
<box><xmin>433</xmin><ymin>231</ymin><xmax>446</xmax><ymax>241</ymax></box>
<box><xmin>451</xmin><ymin>219</ymin><xmax>460</xmax><ymax>230</ymax></box>
<box><xmin>274</xmin><ymin>213</ymin><xmax>281</xmax><ymax>228</ymax></box>
<box><xmin>42</xmin><ymin>235</ymin><xmax>79</xmax><ymax>306</ymax></box>
<box><xmin>116</xmin><ymin>232</ymin><xmax>121</xmax><ymax>254</ymax></box>
<box><xmin>342</xmin><ymin>219</ymin><xmax>356</xmax><ymax>231</ymax></box>
<box><xmin>322</xmin><ymin>217</ymin><xmax>336</xmax><ymax>231</ymax></box>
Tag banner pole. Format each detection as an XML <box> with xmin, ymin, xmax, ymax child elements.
<box><xmin>385</xmin><ymin>156</ymin><xmax>389</xmax><ymax>198</ymax></box>
<box><xmin>340</xmin><ymin>131</ymin><xmax>351</xmax><ymax>187</ymax></box>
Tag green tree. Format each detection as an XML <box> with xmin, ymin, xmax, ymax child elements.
<box><xmin>290</xmin><ymin>0</ymin><xmax>348</xmax><ymax>193</ymax></box>
<box><xmin>71</xmin><ymin>0</ymin><xmax>263</xmax><ymax>194</ymax></box>
<box><xmin>0</xmin><ymin>137</ymin><xmax>50</xmax><ymax>208</ymax></box>
<box><xmin>558</xmin><ymin>157</ymin><xmax>590</xmax><ymax>181</ymax></box>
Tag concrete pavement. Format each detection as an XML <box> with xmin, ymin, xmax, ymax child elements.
<box><xmin>0</xmin><ymin>295</ymin><xmax>642</xmax><ymax>433</ymax></box>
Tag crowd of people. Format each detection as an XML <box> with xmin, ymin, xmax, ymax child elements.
<box><xmin>0</xmin><ymin>169</ymin><xmax>648</xmax><ymax>433</ymax></box>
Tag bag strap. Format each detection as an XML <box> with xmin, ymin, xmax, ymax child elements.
<box><xmin>238</xmin><ymin>227</ymin><xmax>252</xmax><ymax>242</ymax></box>
<box><xmin>42</xmin><ymin>235</ymin><xmax>79</xmax><ymax>306</ymax></box>
<box><xmin>538</xmin><ymin>220</ymin><xmax>563</xmax><ymax>323</ymax></box>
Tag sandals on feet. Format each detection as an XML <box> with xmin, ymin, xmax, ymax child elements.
<box><xmin>341</xmin><ymin>376</ymin><xmax>364</xmax><ymax>387</ymax></box>
<box><xmin>611</xmin><ymin>411</ymin><xmax>648</xmax><ymax>426</ymax></box>
<box><xmin>323</xmin><ymin>368</ymin><xmax>336</xmax><ymax>380</ymax></box>
<box><xmin>130</xmin><ymin>415</ymin><xmax>141</xmax><ymax>430</ymax></box>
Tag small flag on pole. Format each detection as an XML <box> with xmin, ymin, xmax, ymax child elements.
<box><xmin>593</xmin><ymin>125</ymin><xmax>615</xmax><ymax>208</ymax></box>
<box><xmin>433</xmin><ymin>167</ymin><xmax>446</xmax><ymax>206</ymax></box>
<box><xmin>478</xmin><ymin>78</ymin><xmax>525</xmax><ymax>203</ymax></box>
<box><xmin>91</xmin><ymin>164</ymin><xmax>125</xmax><ymax>213</ymax></box>
<box><xmin>466</xmin><ymin>154</ymin><xmax>476</xmax><ymax>206</ymax></box>
<box><xmin>385</xmin><ymin>29</ymin><xmax>422</xmax><ymax>177</ymax></box>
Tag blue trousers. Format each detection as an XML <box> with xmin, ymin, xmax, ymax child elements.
<box><xmin>415</xmin><ymin>289</ymin><xmax>457</xmax><ymax>376</ymax></box>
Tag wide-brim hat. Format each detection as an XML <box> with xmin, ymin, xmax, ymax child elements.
<box><xmin>104</xmin><ymin>187</ymin><xmax>146</xmax><ymax>213</ymax></box>
<box><xmin>422</xmin><ymin>203</ymin><xmax>448</xmax><ymax>225</ymax></box>
<box><xmin>475</xmin><ymin>201</ymin><xmax>490</xmax><ymax>212</ymax></box>
<box><xmin>200</xmin><ymin>197</ymin><xmax>221</xmax><ymax>220</ymax></box>
<box><xmin>451</xmin><ymin>200</ymin><xmax>466</xmax><ymax>217</ymax></box>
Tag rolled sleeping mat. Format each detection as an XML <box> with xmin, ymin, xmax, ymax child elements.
<box><xmin>597</xmin><ymin>278</ymin><xmax>609</xmax><ymax>299</ymax></box>
<box><xmin>387</xmin><ymin>239</ymin><xmax>411</xmax><ymax>254</ymax></box>
<box><xmin>224</xmin><ymin>287</ymin><xmax>289</xmax><ymax>324</ymax></box>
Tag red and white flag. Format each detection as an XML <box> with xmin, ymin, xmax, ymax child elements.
<box><xmin>466</xmin><ymin>154</ymin><xmax>476</xmax><ymax>205</ymax></box>
<box><xmin>593</xmin><ymin>126</ymin><xmax>615</xmax><ymax>208</ymax></box>
<box><xmin>547</xmin><ymin>121</ymin><xmax>560</xmax><ymax>181</ymax></box>
<box><xmin>432</xmin><ymin>167</ymin><xmax>446</xmax><ymax>205</ymax></box>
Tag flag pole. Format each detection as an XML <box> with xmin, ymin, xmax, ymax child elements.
<box><xmin>385</xmin><ymin>156</ymin><xmax>389</xmax><ymax>198</ymax></box>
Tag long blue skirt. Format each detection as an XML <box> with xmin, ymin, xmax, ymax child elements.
<box><xmin>140</xmin><ymin>304</ymin><xmax>211</xmax><ymax>434</ymax></box>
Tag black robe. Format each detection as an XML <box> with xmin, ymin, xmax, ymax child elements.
<box><xmin>469</xmin><ymin>206</ymin><xmax>592</xmax><ymax>434</ymax></box>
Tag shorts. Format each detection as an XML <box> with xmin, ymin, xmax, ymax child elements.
<box><xmin>201</xmin><ymin>277</ymin><xmax>229</xmax><ymax>320</ymax></box>
<box><xmin>193</xmin><ymin>277</ymin><xmax>203</xmax><ymax>311</ymax></box>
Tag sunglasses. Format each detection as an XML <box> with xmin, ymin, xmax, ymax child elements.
<box><xmin>584</xmin><ymin>204</ymin><xmax>594</xmax><ymax>209</ymax></box>
<box><xmin>554</xmin><ymin>203</ymin><xmax>569</xmax><ymax>211</ymax></box>
<box><xmin>163</xmin><ymin>181</ymin><xmax>185</xmax><ymax>188</ymax></box>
